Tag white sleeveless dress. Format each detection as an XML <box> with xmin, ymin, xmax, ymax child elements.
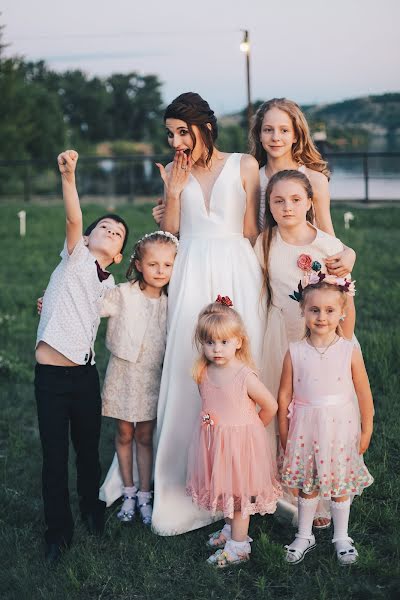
<box><xmin>152</xmin><ymin>153</ymin><xmax>265</xmax><ymax>535</ymax></box>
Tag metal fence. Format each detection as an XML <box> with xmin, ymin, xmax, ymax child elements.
<box><xmin>1</xmin><ymin>152</ymin><xmax>399</xmax><ymax>203</ymax></box>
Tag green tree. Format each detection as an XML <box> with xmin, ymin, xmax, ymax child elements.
<box><xmin>55</xmin><ymin>70</ymin><xmax>111</xmax><ymax>143</ymax></box>
<box><xmin>106</xmin><ymin>73</ymin><xmax>164</xmax><ymax>141</ymax></box>
<box><xmin>0</xmin><ymin>58</ymin><xmax>65</xmax><ymax>160</ymax></box>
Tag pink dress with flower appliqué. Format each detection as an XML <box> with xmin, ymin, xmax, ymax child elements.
<box><xmin>186</xmin><ymin>365</ymin><xmax>282</xmax><ymax>519</ymax></box>
<box><xmin>281</xmin><ymin>339</ymin><xmax>373</xmax><ymax>498</ymax></box>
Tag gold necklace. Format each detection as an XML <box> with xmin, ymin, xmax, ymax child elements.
<box><xmin>308</xmin><ymin>334</ymin><xmax>338</xmax><ymax>359</ymax></box>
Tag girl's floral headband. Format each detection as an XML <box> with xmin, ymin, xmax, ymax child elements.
<box><xmin>290</xmin><ymin>271</ymin><xmax>356</xmax><ymax>302</ymax></box>
<box><xmin>290</xmin><ymin>253</ymin><xmax>356</xmax><ymax>301</ymax></box>
<box><xmin>130</xmin><ymin>230</ymin><xmax>179</xmax><ymax>259</ymax></box>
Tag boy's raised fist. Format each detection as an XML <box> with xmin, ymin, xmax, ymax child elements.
<box><xmin>57</xmin><ymin>150</ymin><xmax>79</xmax><ymax>178</ymax></box>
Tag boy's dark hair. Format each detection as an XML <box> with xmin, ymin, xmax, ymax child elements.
<box><xmin>84</xmin><ymin>214</ymin><xmax>129</xmax><ymax>252</ymax></box>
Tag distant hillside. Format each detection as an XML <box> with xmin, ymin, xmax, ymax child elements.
<box><xmin>219</xmin><ymin>92</ymin><xmax>400</xmax><ymax>151</ymax></box>
<box><xmin>303</xmin><ymin>93</ymin><xmax>400</xmax><ymax>134</ymax></box>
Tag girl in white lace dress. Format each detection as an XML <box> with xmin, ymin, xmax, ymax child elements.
<box><xmin>99</xmin><ymin>231</ymin><xmax>178</xmax><ymax>526</ymax></box>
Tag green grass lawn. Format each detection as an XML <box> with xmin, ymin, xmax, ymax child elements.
<box><xmin>0</xmin><ymin>203</ymin><xmax>399</xmax><ymax>600</ymax></box>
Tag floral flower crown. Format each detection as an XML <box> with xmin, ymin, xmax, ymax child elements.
<box><xmin>289</xmin><ymin>253</ymin><xmax>356</xmax><ymax>302</ymax></box>
<box><xmin>130</xmin><ymin>230</ymin><xmax>179</xmax><ymax>260</ymax></box>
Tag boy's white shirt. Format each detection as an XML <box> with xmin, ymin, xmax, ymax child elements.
<box><xmin>36</xmin><ymin>237</ymin><xmax>115</xmax><ymax>365</ymax></box>
<box><xmin>101</xmin><ymin>281</ymin><xmax>168</xmax><ymax>363</ymax></box>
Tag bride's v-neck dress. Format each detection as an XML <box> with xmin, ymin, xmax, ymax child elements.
<box><xmin>152</xmin><ymin>153</ymin><xmax>266</xmax><ymax>535</ymax></box>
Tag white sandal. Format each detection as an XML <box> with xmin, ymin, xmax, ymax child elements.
<box><xmin>285</xmin><ymin>534</ymin><xmax>316</xmax><ymax>564</ymax></box>
<box><xmin>207</xmin><ymin>529</ymin><xmax>229</xmax><ymax>549</ymax></box>
<box><xmin>313</xmin><ymin>517</ymin><xmax>331</xmax><ymax>530</ymax></box>
<box><xmin>137</xmin><ymin>491</ymin><xmax>153</xmax><ymax>526</ymax></box>
<box><xmin>333</xmin><ymin>537</ymin><xmax>358</xmax><ymax>566</ymax></box>
<box><xmin>207</xmin><ymin>540</ymin><xmax>251</xmax><ymax>569</ymax></box>
<box><xmin>117</xmin><ymin>494</ymin><xmax>136</xmax><ymax>523</ymax></box>
<box><xmin>207</xmin><ymin>523</ymin><xmax>236</xmax><ymax>549</ymax></box>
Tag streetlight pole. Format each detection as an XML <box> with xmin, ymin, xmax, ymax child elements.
<box><xmin>240</xmin><ymin>30</ymin><xmax>252</xmax><ymax>131</ymax></box>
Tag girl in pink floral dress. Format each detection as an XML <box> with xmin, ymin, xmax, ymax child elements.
<box><xmin>278</xmin><ymin>279</ymin><xmax>374</xmax><ymax>566</ymax></box>
<box><xmin>186</xmin><ymin>298</ymin><xmax>282</xmax><ymax>568</ymax></box>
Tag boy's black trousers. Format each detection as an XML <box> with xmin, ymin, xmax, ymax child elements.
<box><xmin>35</xmin><ymin>363</ymin><xmax>105</xmax><ymax>545</ymax></box>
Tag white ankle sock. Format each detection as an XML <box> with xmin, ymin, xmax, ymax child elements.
<box><xmin>287</xmin><ymin>496</ymin><xmax>318</xmax><ymax>554</ymax></box>
<box><xmin>221</xmin><ymin>523</ymin><xmax>231</xmax><ymax>540</ymax></box>
<box><xmin>137</xmin><ymin>490</ymin><xmax>153</xmax><ymax>519</ymax></box>
<box><xmin>225</xmin><ymin>539</ymin><xmax>251</xmax><ymax>558</ymax></box>
<box><xmin>331</xmin><ymin>498</ymin><xmax>351</xmax><ymax>543</ymax></box>
<box><xmin>121</xmin><ymin>486</ymin><xmax>137</xmax><ymax>512</ymax></box>
<box><xmin>297</xmin><ymin>496</ymin><xmax>319</xmax><ymax>538</ymax></box>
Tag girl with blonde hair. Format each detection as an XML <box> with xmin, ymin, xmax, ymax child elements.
<box><xmin>99</xmin><ymin>231</ymin><xmax>178</xmax><ymax>526</ymax></box>
<box><xmin>279</xmin><ymin>280</ymin><xmax>373</xmax><ymax>565</ymax></box>
<box><xmin>187</xmin><ymin>297</ymin><xmax>281</xmax><ymax>567</ymax></box>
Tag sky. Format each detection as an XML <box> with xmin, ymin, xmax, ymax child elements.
<box><xmin>2</xmin><ymin>0</ymin><xmax>399</xmax><ymax>115</ymax></box>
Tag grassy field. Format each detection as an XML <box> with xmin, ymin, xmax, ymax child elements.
<box><xmin>0</xmin><ymin>203</ymin><xmax>399</xmax><ymax>600</ymax></box>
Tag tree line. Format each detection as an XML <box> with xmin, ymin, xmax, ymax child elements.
<box><xmin>2</xmin><ymin>20</ymin><xmax>398</xmax><ymax>166</ymax></box>
<box><xmin>0</xmin><ymin>27</ymin><xmax>167</xmax><ymax>162</ymax></box>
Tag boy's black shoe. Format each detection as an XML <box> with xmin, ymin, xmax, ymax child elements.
<box><xmin>45</xmin><ymin>542</ymin><xmax>63</xmax><ymax>565</ymax></box>
<box><xmin>82</xmin><ymin>509</ymin><xmax>105</xmax><ymax>536</ymax></box>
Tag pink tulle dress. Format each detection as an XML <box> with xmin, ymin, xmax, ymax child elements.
<box><xmin>281</xmin><ymin>339</ymin><xmax>373</xmax><ymax>498</ymax></box>
<box><xmin>186</xmin><ymin>365</ymin><xmax>282</xmax><ymax>519</ymax></box>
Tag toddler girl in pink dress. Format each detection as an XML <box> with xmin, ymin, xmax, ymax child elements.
<box><xmin>186</xmin><ymin>297</ymin><xmax>282</xmax><ymax>568</ymax></box>
<box><xmin>278</xmin><ymin>278</ymin><xmax>374</xmax><ymax>566</ymax></box>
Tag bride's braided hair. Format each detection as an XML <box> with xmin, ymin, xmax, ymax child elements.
<box><xmin>164</xmin><ymin>92</ymin><xmax>218</xmax><ymax>167</ymax></box>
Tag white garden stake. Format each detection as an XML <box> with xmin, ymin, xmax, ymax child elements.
<box><xmin>17</xmin><ymin>210</ymin><xmax>26</xmax><ymax>237</ymax></box>
<box><xmin>343</xmin><ymin>211</ymin><xmax>354</xmax><ymax>230</ymax></box>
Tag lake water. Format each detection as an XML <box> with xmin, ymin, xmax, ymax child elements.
<box><xmin>326</xmin><ymin>149</ymin><xmax>400</xmax><ymax>201</ymax></box>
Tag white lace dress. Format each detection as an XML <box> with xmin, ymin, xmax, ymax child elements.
<box><xmin>102</xmin><ymin>296</ymin><xmax>166</xmax><ymax>422</ymax></box>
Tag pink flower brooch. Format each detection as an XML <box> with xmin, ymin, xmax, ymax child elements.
<box><xmin>201</xmin><ymin>412</ymin><xmax>216</xmax><ymax>449</ymax></box>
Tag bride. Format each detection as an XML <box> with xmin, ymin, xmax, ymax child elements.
<box><xmin>152</xmin><ymin>92</ymin><xmax>266</xmax><ymax>535</ymax></box>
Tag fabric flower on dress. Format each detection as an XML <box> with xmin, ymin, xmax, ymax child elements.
<box><xmin>297</xmin><ymin>254</ymin><xmax>313</xmax><ymax>271</ymax></box>
<box><xmin>312</xmin><ymin>260</ymin><xmax>322</xmax><ymax>271</ymax></box>
<box><xmin>201</xmin><ymin>412</ymin><xmax>216</xmax><ymax>449</ymax></box>
<box><xmin>201</xmin><ymin>412</ymin><xmax>215</xmax><ymax>426</ymax></box>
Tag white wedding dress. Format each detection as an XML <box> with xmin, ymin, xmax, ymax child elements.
<box><xmin>152</xmin><ymin>153</ymin><xmax>265</xmax><ymax>535</ymax></box>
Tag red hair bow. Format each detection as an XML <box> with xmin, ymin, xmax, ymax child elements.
<box><xmin>215</xmin><ymin>295</ymin><xmax>233</xmax><ymax>307</ymax></box>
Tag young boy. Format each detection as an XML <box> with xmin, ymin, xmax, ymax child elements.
<box><xmin>35</xmin><ymin>150</ymin><xmax>129</xmax><ymax>563</ymax></box>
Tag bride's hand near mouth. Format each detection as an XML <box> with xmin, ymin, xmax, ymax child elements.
<box><xmin>155</xmin><ymin>150</ymin><xmax>192</xmax><ymax>234</ymax></box>
<box><xmin>156</xmin><ymin>150</ymin><xmax>192</xmax><ymax>198</ymax></box>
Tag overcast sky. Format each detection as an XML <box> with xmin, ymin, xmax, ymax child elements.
<box><xmin>2</xmin><ymin>0</ymin><xmax>399</xmax><ymax>115</ymax></box>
